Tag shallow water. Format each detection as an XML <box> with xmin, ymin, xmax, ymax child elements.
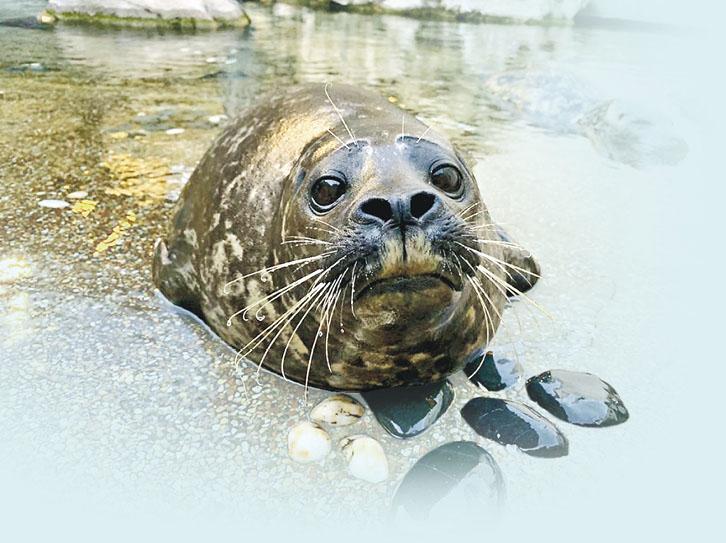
<box><xmin>0</xmin><ymin>1</ymin><xmax>721</xmax><ymax>540</ymax></box>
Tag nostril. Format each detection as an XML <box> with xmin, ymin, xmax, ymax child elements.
<box><xmin>360</xmin><ymin>198</ymin><xmax>394</xmax><ymax>223</ymax></box>
<box><xmin>410</xmin><ymin>192</ymin><xmax>437</xmax><ymax>220</ymax></box>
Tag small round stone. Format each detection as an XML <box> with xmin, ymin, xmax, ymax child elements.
<box><xmin>461</xmin><ymin>397</ymin><xmax>568</xmax><ymax>458</ymax></box>
<box><xmin>67</xmin><ymin>191</ymin><xmax>89</xmax><ymax>199</ymax></box>
<box><xmin>310</xmin><ymin>394</ymin><xmax>364</xmax><ymax>426</ymax></box>
<box><xmin>287</xmin><ymin>421</ymin><xmax>331</xmax><ymax>464</ymax></box>
<box><xmin>38</xmin><ymin>199</ymin><xmax>69</xmax><ymax>209</ymax></box>
<box><xmin>526</xmin><ymin>369</ymin><xmax>629</xmax><ymax>427</ymax></box>
<box><xmin>340</xmin><ymin>435</ymin><xmax>389</xmax><ymax>483</ymax></box>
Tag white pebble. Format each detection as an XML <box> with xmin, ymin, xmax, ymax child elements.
<box><xmin>287</xmin><ymin>422</ymin><xmax>331</xmax><ymax>464</ymax></box>
<box><xmin>208</xmin><ymin>114</ymin><xmax>229</xmax><ymax>125</ymax></box>
<box><xmin>38</xmin><ymin>199</ymin><xmax>69</xmax><ymax>209</ymax></box>
<box><xmin>165</xmin><ymin>128</ymin><xmax>185</xmax><ymax>135</ymax></box>
<box><xmin>67</xmin><ymin>191</ymin><xmax>88</xmax><ymax>199</ymax></box>
<box><xmin>311</xmin><ymin>394</ymin><xmax>364</xmax><ymax>426</ymax></box>
<box><xmin>340</xmin><ymin>435</ymin><xmax>389</xmax><ymax>483</ymax></box>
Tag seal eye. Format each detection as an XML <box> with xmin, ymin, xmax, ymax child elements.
<box><xmin>430</xmin><ymin>163</ymin><xmax>463</xmax><ymax>197</ymax></box>
<box><xmin>310</xmin><ymin>176</ymin><xmax>346</xmax><ymax>212</ymax></box>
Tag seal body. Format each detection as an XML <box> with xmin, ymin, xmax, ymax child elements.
<box><xmin>153</xmin><ymin>84</ymin><xmax>537</xmax><ymax>391</ymax></box>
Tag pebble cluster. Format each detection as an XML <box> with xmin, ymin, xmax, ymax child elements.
<box><xmin>287</xmin><ymin>395</ymin><xmax>389</xmax><ymax>484</ymax></box>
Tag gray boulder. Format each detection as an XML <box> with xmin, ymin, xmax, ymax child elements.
<box><xmin>45</xmin><ymin>0</ymin><xmax>250</xmax><ymax>28</ymax></box>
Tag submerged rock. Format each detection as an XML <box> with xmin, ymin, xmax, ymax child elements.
<box><xmin>526</xmin><ymin>370</ymin><xmax>629</xmax><ymax>427</ymax></box>
<box><xmin>392</xmin><ymin>441</ymin><xmax>504</xmax><ymax>520</ymax></box>
<box><xmin>0</xmin><ymin>16</ymin><xmax>55</xmax><ymax>30</ymax></box>
<box><xmin>340</xmin><ymin>435</ymin><xmax>389</xmax><ymax>483</ymax></box>
<box><xmin>461</xmin><ymin>397</ymin><xmax>568</xmax><ymax>458</ymax></box>
<box><xmin>45</xmin><ymin>0</ymin><xmax>250</xmax><ymax>29</ymax></box>
<box><xmin>301</xmin><ymin>1</ymin><xmax>588</xmax><ymax>23</ymax></box>
<box><xmin>464</xmin><ymin>349</ymin><xmax>522</xmax><ymax>391</ymax></box>
<box><xmin>484</xmin><ymin>69</ymin><xmax>688</xmax><ymax>168</ymax></box>
<box><xmin>310</xmin><ymin>394</ymin><xmax>365</xmax><ymax>426</ymax></box>
<box><xmin>287</xmin><ymin>421</ymin><xmax>331</xmax><ymax>464</ymax></box>
<box><xmin>362</xmin><ymin>380</ymin><xmax>454</xmax><ymax>439</ymax></box>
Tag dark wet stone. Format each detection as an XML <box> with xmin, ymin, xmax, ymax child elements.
<box><xmin>392</xmin><ymin>441</ymin><xmax>504</xmax><ymax>520</ymax></box>
<box><xmin>0</xmin><ymin>17</ymin><xmax>54</xmax><ymax>31</ymax></box>
<box><xmin>464</xmin><ymin>349</ymin><xmax>522</xmax><ymax>391</ymax></box>
<box><xmin>526</xmin><ymin>370</ymin><xmax>629</xmax><ymax>427</ymax></box>
<box><xmin>362</xmin><ymin>380</ymin><xmax>454</xmax><ymax>439</ymax></box>
<box><xmin>461</xmin><ymin>397</ymin><xmax>568</xmax><ymax>458</ymax></box>
<box><xmin>4</xmin><ymin>62</ymin><xmax>51</xmax><ymax>73</ymax></box>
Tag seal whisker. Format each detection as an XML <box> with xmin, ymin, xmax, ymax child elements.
<box><xmin>304</xmin><ymin>278</ymin><xmax>340</xmax><ymax>400</ymax></box>
<box><xmin>280</xmin><ymin>282</ymin><xmax>334</xmax><ymax>381</ymax></box>
<box><xmin>349</xmin><ymin>260</ymin><xmax>358</xmax><ymax>319</ymax></box>
<box><xmin>415</xmin><ymin>125</ymin><xmax>431</xmax><ymax>144</ymax></box>
<box><xmin>458</xmin><ymin>202</ymin><xmax>480</xmax><ymax>219</ymax></box>
<box><xmin>227</xmin><ymin>267</ymin><xmax>326</xmax><ymax>325</ymax></box>
<box><xmin>455</xmin><ymin>241</ymin><xmax>541</xmax><ymax>280</ymax></box>
<box><xmin>224</xmin><ymin>251</ymin><xmax>334</xmax><ymax>292</ymax></box>
<box><xmin>235</xmin><ymin>255</ymin><xmax>346</xmax><ymax>368</ymax></box>
<box><xmin>246</xmin><ymin>282</ymin><xmax>329</xmax><ymax>377</ymax></box>
<box><xmin>322</xmin><ymin>272</ymin><xmax>346</xmax><ymax>373</ymax></box>
<box><xmin>465</xmin><ymin>237</ymin><xmax>532</xmax><ymax>255</ymax></box>
<box><xmin>312</xmin><ymin>217</ymin><xmax>343</xmax><ymax>234</ymax></box>
<box><xmin>453</xmin><ymin>252</ymin><xmax>523</xmax><ymax>377</ymax></box>
<box><xmin>283</xmin><ymin>235</ymin><xmax>334</xmax><ymax>246</ymax></box>
<box><xmin>456</xmin><ymin>254</ymin><xmax>497</xmax><ymax>348</ymax></box>
<box><xmin>324</xmin><ymin>82</ymin><xmax>358</xmax><ymax>147</ymax></box>
<box><xmin>326</xmin><ymin>128</ymin><xmax>350</xmax><ymax>150</ymax></box>
<box><xmin>475</xmin><ymin>260</ymin><xmax>552</xmax><ymax>320</ymax></box>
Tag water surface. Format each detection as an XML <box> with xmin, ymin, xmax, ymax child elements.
<box><xmin>0</xmin><ymin>1</ymin><xmax>719</xmax><ymax>539</ymax></box>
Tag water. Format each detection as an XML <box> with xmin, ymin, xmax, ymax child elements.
<box><xmin>0</xmin><ymin>1</ymin><xmax>722</xmax><ymax>540</ymax></box>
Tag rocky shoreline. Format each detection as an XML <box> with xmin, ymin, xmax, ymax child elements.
<box><xmin>38</xmin><ymin>0</ymin><xmax>591</xmax><ymax>29</ymax></box>
<box><xmin>41</xmin><ymin>0</ymin><xmax>251</xmax><ymax>30</ymax></box>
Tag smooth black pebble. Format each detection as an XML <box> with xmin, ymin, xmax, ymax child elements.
<box><xmin>526</xmin><ymin>369</ymin><xmax>629</xmax><ymax>427</ymax></box>
<box><xmin>392</xmin><ymin>441</ymin><xmax>504</xmax><ymax>520</ymax></box>
<box><xmin>461</xmin><ymin>397</ymin><xmax>568</xmax><ymax>458</ymax></box>
<box><xmin>464</xmin><ymin>349</ymin><xmax>522</xmax><ymax>391</ymax></box>
<box><xmin>362</xmin><ymin>380</ymin><xmax>454</xmax><ymax>439</ymax></box>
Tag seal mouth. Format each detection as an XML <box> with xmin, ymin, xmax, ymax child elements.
<box><xmin>355</xmin><ymin>272</ymin><xmax>462</xmax><ymax>301</ymax></box>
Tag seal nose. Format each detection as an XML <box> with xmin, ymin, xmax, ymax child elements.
<box><xmin>357</xmin><ymin>191</ymin><xmax>440</xmax><ymax>224</ymax></box>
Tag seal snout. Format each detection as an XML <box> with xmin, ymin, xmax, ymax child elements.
<box><xmin>356</xmin><ymin>190</ymin><xmax>441</xmax><ymax>226</ymax></box>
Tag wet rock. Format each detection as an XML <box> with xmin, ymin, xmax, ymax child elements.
<box><xmin>362</xmin><ymin>380</ymin><xmax>454</xmax><ymax>439</ymax></box>
<box><xmin>305</xmin><ymin>1</ymin><xmax>588</xmax><ymax>23</ymax></box>
<box><xmin>464</xmin><ymin>349</ymin><xmax>522</xmax><ymax>391</ymax></box>
<box><xmin>392</xmin><ymin>441</ymin><xmax>504</xmax><ymax>520</ymax></box>
<box><xmin>526</xmin><ymin>370</ymin><xmax>629</xmax><ymax>427</ymax></box>
<box><xmin>461</xmin><ymin>397</ymin><xmax>568</xmax><ymax>458</ymax></box>
<box><xmin>340</xmin><ymin>435</ymin><xmax>388</xmax><ymax>483</ymax></box>
<box><xmin>0</xmin><ymin>16</ymin><xmax>54</xmax><ymax>30</ymax></box>
<box><xmin>5</xmin><ymin>62</ymin><xmax>50</xmax><ymax>73</ymax></box>
<box><xmin>287</xmin><ymin>421</ymin><xmax>331</xmax><ymax>464</ymax></box>
<box><xmin>46</xmin><ymin>0</ymin><xmax>250</xmax><ymax>29</ymax></box>
<box><xmin>310</xmin><ymin>394</ymin><xmax>364</xmax><ymax>426</ymax></box>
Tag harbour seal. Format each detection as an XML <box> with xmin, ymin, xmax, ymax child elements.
<box><xmin>153</xmin><ymin>83</ymin><xmax>539</xmax><ymax>391</ymax></box>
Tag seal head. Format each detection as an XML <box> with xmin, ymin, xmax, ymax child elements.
<box><xmin>153</xmin><ymin>84</ymin><xmax>536</xmax><ymax>391</ymax></box>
